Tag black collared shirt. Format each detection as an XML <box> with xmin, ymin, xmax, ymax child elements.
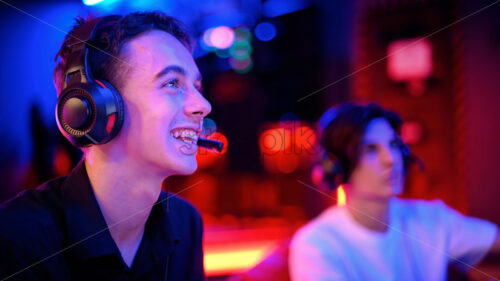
<box><xmin>0</xmin><ymin>161</ymin><xmax>205</xmax><ymax>281</ymax></box>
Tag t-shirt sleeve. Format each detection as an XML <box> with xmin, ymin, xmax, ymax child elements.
<box><xmin>437</xmin><ymin>201</ymin><xmax>498</xmax><ymax>269</ymax></box>
<box><xmin>289</xmin><ymin>227</ymin><xmax>347</xmax><ymax>281</ymax></box>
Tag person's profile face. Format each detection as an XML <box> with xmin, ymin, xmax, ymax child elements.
<box><xmin>348</xmin><ymin>117</ymin><xmax>404</xmax><ymax>200</ymax></box>
<box><xmin>112</xmin><ymin>30</ymin><xmax>211</xmax><ymax>176</ymax></box>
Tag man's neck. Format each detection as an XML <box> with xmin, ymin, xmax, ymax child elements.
<box><xmin>346</xmin><ymin>193</ymin><xmax>392</xmax><ymax>233</ymax></box>
<box><xmin>84</xmin><ymin>149</ymin><xmax>167</xmax><ymax>267</ymax></box>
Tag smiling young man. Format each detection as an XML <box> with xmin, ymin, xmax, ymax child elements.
<box><xmin>0</xmin><ymin>12</ymin><xmax>210</xmax><ymax>280</ymax></box>
<box><xmin>289</xmin><ymin>103</ymin><xmax>500</xmax><ymax>281</ymax></box>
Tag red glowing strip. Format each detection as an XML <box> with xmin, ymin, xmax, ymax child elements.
<box><xmin>106</xmin><ymin>113</ymin><xmax>116</xmax><ymax>134</ymax></box>
<box><xmin>95</xmin><ymin>79</ymin><xmax>107</xmax><ymax>89</ymax></box>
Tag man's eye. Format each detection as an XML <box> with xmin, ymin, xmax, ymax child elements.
<box><xmin>162</xmin><ymin>79</ymin><xmax>180</xmax><ymax>89</ymax></box>
<box><xmin>390</xmin><ymin>139</ymin><xmax>399</xmax><ymax>147</ymax></box>
<box><xmin>390</xmin><ymin>138</ymin><xmax>403</xmax><ymax>148</ymax></box>
<box><xmin>363</xmin><ymin>144</ymin><xmax>377</xmax><ymax>152</ymax></box>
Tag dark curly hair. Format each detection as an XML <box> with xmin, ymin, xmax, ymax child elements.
<box><xmin>319</xmin><ymin>102</ymin><xmax>413</xmax><ymax>186</ymax></box>
<box><xmin>53</xmin><ymin>11</ymin><xmax>193</xmax><ymax>95</ymax></box>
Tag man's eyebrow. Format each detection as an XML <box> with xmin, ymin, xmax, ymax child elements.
<box><xmin>360</xmin><ymin>136</ymin><xmax>397</xmax><ymax>145</ymax></box>
<box><xmin>154</xmin><ymin>65</ymin><xmax>186</xmax><ymax>80</ymax></box>
<box><xmin>154</xmin><ymin>65</ymin><xmax>202</xmax><ymax>81</ymax></box>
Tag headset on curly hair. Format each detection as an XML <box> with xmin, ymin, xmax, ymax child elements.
<box><xmin>55</xmin><ymin>15</ymin><xmax>223</xmax><ymax>152</ymax></box>
<box><xmin>55</xmin><ymin>15</ymin><xmax>125</xmax><ymax>148</ymax></box>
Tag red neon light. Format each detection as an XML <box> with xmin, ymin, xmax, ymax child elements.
<box><xmin>95</xmin><ymin>79</ymin><xmax>107</xmax><ymax>89</ymax></box>
<box><xmin>106</xmin><ymin>113</ymin><xmax>116</xmax><ymax>134</ymax></box>
<box><xmin>259</xmin><ymin>128</ymin><xmax>292</xmax><ymax>153</ymax></box>
<box><xmin>387</xmin><ymin>38</ymin><xmax>433</xmax><ymax>81</ymax></box>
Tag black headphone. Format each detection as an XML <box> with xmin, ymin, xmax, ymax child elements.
<box><xmin>56</xmin><ymin>15</ymin><xmax>124</xmax><ymax>148</ymax></box>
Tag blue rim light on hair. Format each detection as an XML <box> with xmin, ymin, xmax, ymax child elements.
<box><xmin>318</xmin><ymin>106</ymin><xmax>338</xmax><ymax>131</ymax></box>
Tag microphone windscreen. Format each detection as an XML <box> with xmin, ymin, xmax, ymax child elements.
<box><xmin>201</xmin><ymin>118</ymin><xmax>217</xmax><ymax>136</ymax></box>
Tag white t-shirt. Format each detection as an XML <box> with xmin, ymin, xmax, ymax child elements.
<box><xmin>289</xmin><ymin>198</ymin><xmax>498</xmax><ymax>281</ymax></box>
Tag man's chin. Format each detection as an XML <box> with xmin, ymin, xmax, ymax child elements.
<box><xmin>174</xmin><ymin>162</ymin><xmax>198</xmax><ymax>175</ymax></box>
<box><xmin>391</xmin><ymin>184</ymin><xmax>404</xmax><ymax>196</ymax></box>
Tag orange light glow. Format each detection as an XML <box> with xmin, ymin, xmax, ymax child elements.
<box><xmin>259</xmin><ymin>128</ymin><xmax>292</xmax><ymax>153</ymax></box>
<box><xmin>294</xmin><ymin>125</ymin><xmax>316</xmax><ymax>152</ymax></box>
<box><xmin>276</xmin><ymin>154</ymin><xmax>299</xmax><ymax>174</ymax></box>
<box><xmin>337</xmin><ymin>185</ymin><xmax>346</xmax><ymax>206</ymax></box>
<box><xmin>203</xmin><ymin>226</ymin><xmax>295</xmax><ymax>276</ymax></box>
<box><xmin>204</xmin><ymin>241</ymin><xmax>277</xmax><ymax>276</ymax></box>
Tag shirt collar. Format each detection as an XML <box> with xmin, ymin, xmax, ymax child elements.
<box><xmin>129</xmin><ymin>191</ymin><xmax>180</xmax><ymax>277</ymax></box>
<box><xmin>60</xmin><ymin>160</ymin><xmax>179</xmax><ymax>263</ymax></box>
<box><xmin>145</xmin><ymin>191</ymin><xmax>179</xmax><ymax>259</ymax></box>
<box><xmin>61</xmin><ymin>160</ymin><xmax>119</xmax><ymax>260</ymax></box>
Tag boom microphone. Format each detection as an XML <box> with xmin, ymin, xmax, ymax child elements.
<box><xmin>197</xmin><ymin>137</ymin><xmax>223</xmax><ymax>152</ymax></box>
<box><xmin>196</xmin><ymin>118</ymin><xmax>224</xmax><ymax>153</ymax></box>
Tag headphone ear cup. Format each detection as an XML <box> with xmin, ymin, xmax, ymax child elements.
<box><xmin>320</xmin><ymin>156</ymin><xmax>345</xmax><ymax>190</ymax></box>
<box><xmin>94</xmin><ymin>79</ymin><xmax>124</xmax><ymax>141</ymax></box>
<box><xmin>56</xmin><ymin>80</ymin><xmax>124</xmax><ymax>147</ymax></box>
<box><xmin>331</xmin><ymin>161</ymin><xmax>345</xmax><ymax>186</ymax></box>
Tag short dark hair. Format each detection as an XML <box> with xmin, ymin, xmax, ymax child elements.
<box><xmin>54</xmin><ymin>11</ymin><xmax>193</xmax><ymax>95</ymax></box>
<box><xmin>320</xmin><ymin>102</ymin><xmax>411</xmax><ymax>185</ymax></box>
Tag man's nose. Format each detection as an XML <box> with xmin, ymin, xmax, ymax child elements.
<box><xmin>380</xmin><ymin>146</ymin><xmax>395</xmax><ymax>167</ymax></box>
<box><xmin>184</xmin><ymin>88</ymin><xmax>212</xmax><ymax>120</ymax></box>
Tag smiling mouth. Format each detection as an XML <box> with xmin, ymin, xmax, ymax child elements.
<box><xmin>171</xmin><ymin>128</ymin><xmax>199</xmax><ymax>145</ymax></box>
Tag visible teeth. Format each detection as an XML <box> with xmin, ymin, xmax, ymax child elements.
<box><xmin>171</xmin><ymin>128</ymin><xmax>198</xmax><ymax>143</ymax></box>
<box><xmin>182</xmin><ymin>130</ymin><xmax>195</xmax><ymax>138</ymax></box>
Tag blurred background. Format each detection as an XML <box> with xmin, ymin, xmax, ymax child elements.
<box><xmin>0</xmin><ymin>0</ymin><xmax>499</xmax><ymax>280</ymax></box>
